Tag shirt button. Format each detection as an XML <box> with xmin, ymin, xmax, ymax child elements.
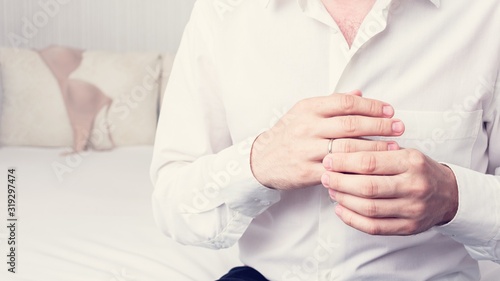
<box><xmin>261</xmin><ymin>201</ymin><xmax>271</xmax><ymax>206</ymax></box>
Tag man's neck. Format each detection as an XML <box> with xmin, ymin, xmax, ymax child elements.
<box><xmin>321</xmin><ymin>0</ymin><xmax>377</xmax><ymax>47</ymax></box>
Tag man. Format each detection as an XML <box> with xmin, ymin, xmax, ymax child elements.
<box><xmin>151</xmin><ymin>0</ymin><xmax>500</xmax><ymax>280</ymax></box>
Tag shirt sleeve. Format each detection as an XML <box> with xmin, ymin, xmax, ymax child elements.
<box><xmin>149</xmin><ymin>2</ymin><xmax>280</xmax><ymax>249</ymax></box>
<box><xmin>436</xmin><ymin>74</ymin><xmax>500</xmax><ymax>263</ymax></box>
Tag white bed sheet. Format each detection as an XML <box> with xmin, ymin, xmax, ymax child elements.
<box><xmin>0</xmin><ymin>146</ymin><xmax>240</xmax><ymax>281</ymax></box>
<box><xmin>0</xmin><ymin>146</ymin><xmax>499</xmax><ymax>281</ymax></box>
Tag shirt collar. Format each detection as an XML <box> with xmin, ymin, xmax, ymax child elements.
<box><xmin>260</xmin><ymin>0</ymin><xmax>441</xmax><ymax>9</ymax></box>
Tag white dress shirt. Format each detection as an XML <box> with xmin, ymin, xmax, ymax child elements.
<box><xmin>151</xmin><ymin>0</ymin><xmax>500</xmax><ymax>280</ymax></box>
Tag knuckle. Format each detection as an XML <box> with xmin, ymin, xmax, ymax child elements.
<box><xmin>330</xmin><ymin>154</ymin><xmax>346</xmax><ymax>171</ymax></box>
<box><xmin>336</xmin><ymin>139</ymin><xmax>354</xmax><ymax>153</ymax></box>
<box><xmin>344</xmin><ymin>212</ymin><xmax>355</xmax><ymax>227</ymax></box>
<box><xmin>408</xmin><ymin>202</ymin><xmax>426</xmax><ymax>218</ymax></box>
<box><xmin>366</xmin><ymin>223</ymin><xmax>382</xmax><ymax>235</ymax></box>
<box><xmin>411</xmin><ymin>185</ymin><xmax>429</xmax><ymax>199</ymax></box>
<box><xmin>362</xmin><ymin>179</ymin><xmax>379</xmax><ymax>198</ymax></box>
<box><xmin>378</xmin><ymin>119</ymin><xmax>389</xmax><ymax>134</ymax></box>
<box><xmin>368</xmin><ymin>100</ymin><xmax>380</xmax><ymax>116</ymax></box>
<box><xmin>296</xmin><ymin>165</ymin><xmax>314</xmax><ymax>182</ymax></box>
<box><xmin>408</xmin><ymin>176</ymin><xmax>431</xmax><ymax>198</ymax></box>
<box><xmin>375</xmin><ymin>141</ymin><xmax>388</xmax><ymax>151</ymax></box>
<box><xmin>360</xmin><ymin>154</ymin><xmax>377</xmax><ymax>174</ymax></box>
<box><xmin>404</xmin><ymin>221</ymin><xmax>420</xmax><ymax>234</ymax></box>
<box><xmin>340</xmin><ymin>94</ymin><xmax>356</xmax><ymax>112</ymax></box>
<box><xmin>343</xmin><ymin>140</ymin><xmax>354</xmax><ymax>153</ymax></box>
<box><xmin>407</xmin><ymin>149</ymin><xmax>426</xmax><ymax>169</ymax></box>
<box><xmin>365</xmin><ymin>202</ymin><xmax>378</xmax><ymax>217</ymax></box>
<box><xmin>341</xmin><ymin>116</ymin><xmax>357</xmax><ymax>133</ymax></box>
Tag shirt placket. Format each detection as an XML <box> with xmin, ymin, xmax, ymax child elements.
<box><xmin>329</xmin><ymin>0</ymin><xmax>392</xmax><ymax>92</ymax></box>
<box><xmin>308</xmin><ymin>1</ymin><xmax>392</xmax><ymax>280</ymax></box>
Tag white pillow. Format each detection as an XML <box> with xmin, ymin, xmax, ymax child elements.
<box><xmin>69</xmin><ymin>51</ymin><xmax>161</xmax><ymax>149</ymax></box>
<box><xmin>0</xmin><ymin>48</ymin><xmax>161</xmax><ymax>149</ymax></box>
<box><xmin>0</xmin><ymin>48</ymin><xmax>73</xmax><ymax>147</ymax></box>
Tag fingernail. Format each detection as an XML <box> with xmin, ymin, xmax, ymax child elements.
<box><xmin>392</xmin><ymin>121</ymin><xmax>404</xmax><ymax>133</ymax></box>
<box><xmin>323</xmin><ymin>157</ymin><xmax>333</xmax><ymax>169</ymax></box>
<box><xmin>321</xmin><ymin>174</ymin><xmax>330</xmax><ymax>188</ymax></box>
<box><xmin>383</xmin><ymin>105</ymin><xmax>394</xmax><ymax>117</ymax></box>
<box><xmin>388</xmin><ymin>142</ymin><xmax>399</xmax><ymax>151</ymax></box>
<box><xmin>329</xmin><ymin>189</ymin><xmax>336</xmax><ymax>200</ymax></box>
<box><xmin>335</xmin><ymin>205</ymin><xmax>343</xmax><ymax>216</ymax></box>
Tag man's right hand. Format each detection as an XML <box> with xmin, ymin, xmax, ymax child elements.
<box><xmin>250</xmin><ymin>91</ymin><xmax>405</xmax><ymax>190</ymax></box>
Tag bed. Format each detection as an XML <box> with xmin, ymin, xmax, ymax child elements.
<box><xmin>0</xmin><ymin>1</ymin><xmax>246</xmax><ymax>278</ymax></box>
<box><xmin>0</xmin><ymin>146</ymin><xmax>240</xmax><ymax>280</ymax></box>
<box><xmin>0</xmin><ymin>147</ymin><xmax>499</xmax><ymax>281</ymax></box>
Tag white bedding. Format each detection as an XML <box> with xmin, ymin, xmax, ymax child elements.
<box><xmin>0</xmin><ymin>146</ymin><xmax>498</xmax><ymax>281</ymax></box>
<box><xmin>0</xmin><ymin>146</ymin><xmax>240</xmax><ymax>281</ymax></box>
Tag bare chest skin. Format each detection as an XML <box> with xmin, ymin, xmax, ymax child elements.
<box><xmin>321</xmin><ymin>0</ymin><xmax>377</xmax><ymax>47</ymax></box>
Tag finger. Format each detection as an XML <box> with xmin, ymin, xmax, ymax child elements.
<box><xmin>328</xmin><ymin>138</ymin><xmax>400</xmax><ymax>154</ymax></box>
<box><xmin>312</xmin><ymin>138</ymin><xmax>400</xmax><ymax>161</ymax></box>
<box><xmin>329</xmin><ymin>190</ymin><xmax>423</xmax><ymax>219</ymax></box>
<box><xmin>308</xmin><ymin>93</ymin><xmax>395</xmax><ymax>118</ymax></box>
<box><xmin>317</xmin><ymin>115</ymin><xmax>405</xmax><ymax>140</ymax></box>
<box><xmin>255</xmin><ymin>160</ymin><xmax>327</xmax><ymax>189</ymax></box>
<box><xmin>334</xmin><ymin>204</ymin><xmax>420</xmax><ymax>236</ymax></box>
<box><xmin>323</xmin><ymin>150</ymin><xmax>408</xmax><ymax>175</ymax></box>
<box><xmin>320</xmin><ymin>172</ymin><xmax>403</xmax><ymax>198</ymax></box>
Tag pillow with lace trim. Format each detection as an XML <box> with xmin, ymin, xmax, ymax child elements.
<box><xmin>0</xmin><ymin>46</ymin><xmax>161</xmax><ymax>151</ymax></box>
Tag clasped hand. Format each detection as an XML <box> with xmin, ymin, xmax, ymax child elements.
<box><xmin>250</xmin><ymin>91</ymin><xmax>458</xmax><ymax>236</ymax></box>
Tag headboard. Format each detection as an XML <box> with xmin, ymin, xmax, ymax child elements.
<box><xmin>0</xmin><ymin>0</ymin><xmax>196</xmax><ymax>52</ymax></box>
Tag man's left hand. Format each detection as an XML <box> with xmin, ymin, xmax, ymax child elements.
<box><xmin>321</xmin><ymin>148</ymin><xmax>459</xmax><ymax>236</ymax></box>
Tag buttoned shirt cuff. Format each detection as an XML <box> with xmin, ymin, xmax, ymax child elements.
<box><xmin>435</xmin><ymin>163</ymin><xmax>500</xmax><ymax>248</ymax></box>
<box><xmin>213</xmin><ymin>136</ymin><xmax>281</xmax><ymax>218</ymax></box>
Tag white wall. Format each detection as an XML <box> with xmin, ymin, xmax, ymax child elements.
<box><xmin>0</xmin><ymin>0</ymin><xmax>196</xmax><ymax>52</ymax></box>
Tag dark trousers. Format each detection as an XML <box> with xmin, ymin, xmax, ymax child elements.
<box><xmin>217</xmin><ymin>266</ymin><xmax>269</xmax><ymax>281</ymax></box>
